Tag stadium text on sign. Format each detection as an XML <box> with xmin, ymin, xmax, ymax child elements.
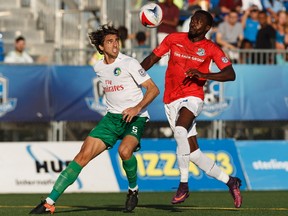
<box><xmin>117</xmin><ymin>151</ymin><xmax>235</xmax><ymax>178</ymax></box>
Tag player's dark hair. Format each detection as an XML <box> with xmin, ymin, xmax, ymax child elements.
<box><xmin>88</xmin><ymin>24</ymin><xmax>119</xmax><ymax>55</ymax></box>
<box><xmin>195</xmin><ymin>10</ymin><xmax>213</xmax><ymax>27</ymax></box>
<box><xmin>15</xmin><ymin>36</ymin><xmax>25</xmax><ymax>42</ymax></box>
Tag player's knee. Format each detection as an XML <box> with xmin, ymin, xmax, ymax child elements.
<box><xmin>118</xmin><ymin>147</ymin><xmax>132</xmax><ymax>160</ymax></box>
<box><xmin>73</xmin><ymin>155</ymin><xmax>89</xmax><ymax>167</ymax></box>
<box><xmin>174</xmin><ymin>126</ymin><xmax>188</xmax><ymax>140</ymax></box>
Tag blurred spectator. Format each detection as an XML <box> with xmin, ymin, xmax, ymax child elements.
<box><xmin>239</xmin><ymin>39</ymin><xmax>255</xmax><ymax>63</ymax></box>
<box><xmin>276</xmin><ymin>50</ymin><xmax>288</xmax><ymax>64</ymax></box>
<box><xmin>181</xmin><ymin>5</ymin><xmax>202</xmax><ymax>32</ymax></box>
<box><xmin>0</xmin><ymin>33</ymin><xmax>4</xmax><ymax>62</ymax></box>
<box><xmin>118</xmin><ymin>25</ymin><xmax>129</xmax><ymax>49</ymax></box>
<box><xmin>135</xmin><ymin>31</ymin><xmax>149</xmax><ymax>48</ymax></box>
<box><xmin>210</xmin><ymin>0</ymin><xmax>220</xmax><ymax>9</ymax></box>
<box><xmin>4</xmin><ymin>36</ymin><xmax>33</xmax><ymax>64</ymax></box>
<box><xmin>241</xmin><ymin>5</ymin><xmax>260</xmax><ymax>47</ymax></box>
<box><xmin>276</xmin><ymin>47</ymin><xmax>288</xmax><ymax>64</ymax></box>
<box><xmin>284</xmin><ymin>0</ymin><xmax>288</xmax><ymax>10</ymax></box>
<box><xmin>242</xmin><ymin>0</ymin><xmax>263</xmax><ymax>11</ymax></box>
<box><xmin>262</xmin><ymin>0</ymin><xmax>286</xmax><ymax>21</ymax></box>
<box><xmin>158</xmin><ymin>0</ymin><xmax>180</xmax><ymax>65</ymax></box>
<box><xmin>218</xmin><ymin>0</ymin><xmax>242</xmax><ymax>16</ymax></box>
<box><xmin>273</xmin><ymin>10</ymin><xmax>288</xmax><ymax>50</ymax></box>
<box><xmin>133</xmin><ymin>31</ymin><xmax>150</xmax><ymax>61</ymax></box>
<box><xmin>216</xmin><ymin>10</ymin><xmax>244</xmax><ymax>62</ymax></box>
<box><xmin>187</xmin><ymin>0</ymin><xmax>210</xmax><ymax>10</ymax></box>
<box><xmin>255</xmin><ymin>11</ymin><xmax>276</xmax><ymax>64</ymax></box>
<box><xmin>159</xmin><ymin>0</ymin><xmax>184</xmax><ymax>9</ymax></box>
<box><xmin>88</xmin><ymin>51</ymin><xmax>103</xmax><ymax>66</ymax></box>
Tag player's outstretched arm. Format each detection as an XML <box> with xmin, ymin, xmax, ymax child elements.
<box><xmin>185</xmin><ymin>65</ymin><xmax>236</xmax><ymax>82</ymax></box>
<box><xmin>140</xmin><ymin>53</ymin><xmax>161</xmax><ymax>71</ymax></box>
<box><xmin>122</xmin><ymin>78</ymin><xmax>159</xmax><ymax>122</ymax></box>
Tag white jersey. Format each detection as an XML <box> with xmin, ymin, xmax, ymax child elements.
<box><xmin>4</xmin><ymin>50</ymin><xmax>34</xmax><ymax>63</ymax></box>
<box><xmin>93</xmin><ymin>52</ymin><xmax>151</xmax><ymax>118</ymax></box>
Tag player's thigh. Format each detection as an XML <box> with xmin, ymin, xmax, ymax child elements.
<box><xmin>74</xmin><ymin>136</ymin><xmax>107</xmax><ymax>167</ymax></box>
<box><xmin>88</xmin><ymin>113</ymin><xmax>122</xmax><ymax>149</ymax></box>
<box><xmin>165</xmin><ymin>96</ymin><xmax>203</xmax><ymax>134</ymax></box>
<box><xmin>177</xmin><ymin>107</ymin><xmax>196</xmax><ymax>129</ymax></box>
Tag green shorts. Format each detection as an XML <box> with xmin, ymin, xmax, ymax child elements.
<box><xmin>88</xmin><ymin>112</ymin><xmax>148</xmax><ymax>151</ymax></box>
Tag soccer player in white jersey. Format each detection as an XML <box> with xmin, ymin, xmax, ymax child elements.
<box><xmin>30</xmin><ymin>24</ymin><xmax>159</xmax><ymax>214</ymax></box>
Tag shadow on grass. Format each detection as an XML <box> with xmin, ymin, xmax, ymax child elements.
<box><xmin>55</xmin><ymin>204</ymin><xmax>197</xmax><ymax>214</ymax></box>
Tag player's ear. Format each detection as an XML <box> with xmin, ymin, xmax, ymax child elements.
<box><xmin>205</xmin><ymin>25</ymin><xmax>211</xmax><ymax>32</ymax></box>
<box><xmin>99</xmin><ymin>44</ymin><xmax>104</xmax><ymax>52</ymax></box>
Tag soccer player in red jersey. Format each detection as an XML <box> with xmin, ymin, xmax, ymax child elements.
<box><xmin>141</xmin><ymin>10</ymin><xmax>242</xmax><ymax>208</ymax></box>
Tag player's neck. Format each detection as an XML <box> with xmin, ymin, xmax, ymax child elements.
<box><xmin>190</xmin><ymin>37</ymin><xmax>205</xmax><ymax>43</ymax></box>
<box><xmin>103</xmin><ymin>55</ymin><xmax>117</xmax><ymax>64</ymax></box>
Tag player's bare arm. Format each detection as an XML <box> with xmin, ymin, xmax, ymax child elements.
<box><xmin>185</xmin><ymin>65</ymin><xmax>236</xmax><ymax>82</ymax></box>
<box><xmin>122</xmin><ymin>78</ymin><xmax>159</xmax><ymax>122</ymax></box>
<box><xmin>140</xmin><ymin>53</ymin><xmax>161</xmax><ymax>71</ymax></box>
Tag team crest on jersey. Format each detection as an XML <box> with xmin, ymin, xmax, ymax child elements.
<box><xmin>202</xmin><ymin>81</ymin><xmax>231</xmax><ymax>117</ymax></box>
<box><xmin>85</xmin><ymin>77</ymin><xmax>107</xmax><ymax>116</ymax></box>
<box><xmin>196</xmin><ymin>48</ymin><xmax>205</xmax><ymax>56</ymax></box>
<box><xmin>138</xmin><ymin>68</ymin><xmax>146</xmax><ymax>77</ymax></box>
<box><xmin>221</xmin><ymin>57</ymin><xmax>229</xmax><ymax>63</ymax></box>
<box><xmin>0</xmin><ymin>75</ymin><xmax>17</xmax><ymax>117</ymax></box>
<box><xmin>114</xmin><ymin>67</ymin><xmax>121</xmax><ymax>76</ymax></box>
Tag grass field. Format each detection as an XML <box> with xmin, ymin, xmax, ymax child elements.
<box><xmin>1</xmin><ymin>191</ymin><xmax>288</xmax><ymax>216</ymax></box>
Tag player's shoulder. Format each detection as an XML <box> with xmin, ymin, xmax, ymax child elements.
<box><xmin>118</xmin><ymin>52</ymin><xmax>132</xmax><ymax>61</ymax></box>
<box><xmin>202</xmin><ymin>39</ymin><xmax>220</xmax><ymax>49</ymax></box>
<box><xmin>118</xmin><ymin>52</ymin><xmax>139</xmax><ymax>65</ymax></box>
<box><xmin>168</xmin><ymin>32</ymin><xmax>187</xmax><ymax>38</ymax></box>
<box><xmin>6</xmin><ymin>50</ymin><xmax>16</xmax><ymax>56</ymax></box>
<box><xmin>166</xmin><ymin>32</ymin><xmax>187</xmax><ymax>42</ymax></box>
<box><xmin>93</xmin><ymin>58</ymin><xmax>104</xmax><ymax>67</ymax></box>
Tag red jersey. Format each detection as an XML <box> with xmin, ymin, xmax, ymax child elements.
<box><xmin>153</xmin><ymin>32</ymin><xmax>231</xmax><ymax>103</ymax></box>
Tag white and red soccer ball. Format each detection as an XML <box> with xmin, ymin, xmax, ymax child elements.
<box><xmin>139</xmin><ymin>3</ymin><xmax>163</xmax><ymax>28</ymax></box>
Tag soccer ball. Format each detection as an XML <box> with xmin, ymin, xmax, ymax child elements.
<box><xmin>139</xmin><ymin>3</ymin><xmax>163</xmax><ymax>28</ymax></box>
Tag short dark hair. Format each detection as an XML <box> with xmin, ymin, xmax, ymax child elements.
<box><xmin>88</xmin><ymin>24</ymin><xmax>119</xmax><ymax>55</ymax></box>
<box><xmin>136</xmin><ymin>31</ymin><xmax>146</xmax><ymax>43</ymax></box>
<box><xmin>15</xmin><ymin>36</ymin><xmax>25</xmax><ymax>43</ymax></box>
<box><xmin>194</xmin><ymin>10</ymin><xmax>213</xmax><ymax>27</ymax></box>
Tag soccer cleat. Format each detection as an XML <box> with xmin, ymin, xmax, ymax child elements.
<box><xmin>227</xmin><ymin>176</ymin><xmax>243</xmax><ymax>208</ymax></box>
<box><xmin>171</xmin><ymin>182</ymin><xmax>190</xmax><ymax>204</ymax></box>
<box><xmin>29</xmin><ymin>200</ymin><xmax>55</xmax><ymax>214</ymax></box>
<box><xmin>125</xmin><ymin>189</ymin><xmax>138</xmax><ymax>212</ymax></box>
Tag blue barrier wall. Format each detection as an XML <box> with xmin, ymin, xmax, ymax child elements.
<box><xmin>109</xmin><ymin>138</ymin><xmax>247</xmax><ymax>191</ymax></box>
<box><xmin>109</xmin><ymin>139</ymin><xmax>288</xmax><ymax>191</ymax></box>
<box><xmin>0</xmin><ymin>65</ymin><xmax>287</xmax><ymax>121</ymax></box>
<box><xmin>236</xmin><ymin>140</ymin><xmax>288</xmax><ymax>190</ymax></box>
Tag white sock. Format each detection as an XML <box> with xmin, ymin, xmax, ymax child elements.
<box><xmin>129</xmin><ymin>185</ymin><xmax>138</xmax><ymax>191</ymax></box>
<box><xmin>174</xmin><ymin>126</ymin><xmax>190</xmax><ymax>182</ymax></box>
<box><xmin>45</xmin><ymin>197</ymin><xmax>55</xmax><ymax>205</ymax></box>
<box><xmin>189</xmin><ymin>149</ymin><xmax>229</xmax><ymax>184</ymax></box>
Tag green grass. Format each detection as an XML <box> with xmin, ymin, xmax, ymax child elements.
<box><xmin>0</xmin><ymin>191</ymin><xmax>288</xmax><ymax>216</ymax></box>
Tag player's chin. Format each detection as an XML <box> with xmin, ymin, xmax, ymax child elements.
<box><xmin>188</xmin><ymin>32</ymin><xmax>201</xmax><ymax>40</ymax></box>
